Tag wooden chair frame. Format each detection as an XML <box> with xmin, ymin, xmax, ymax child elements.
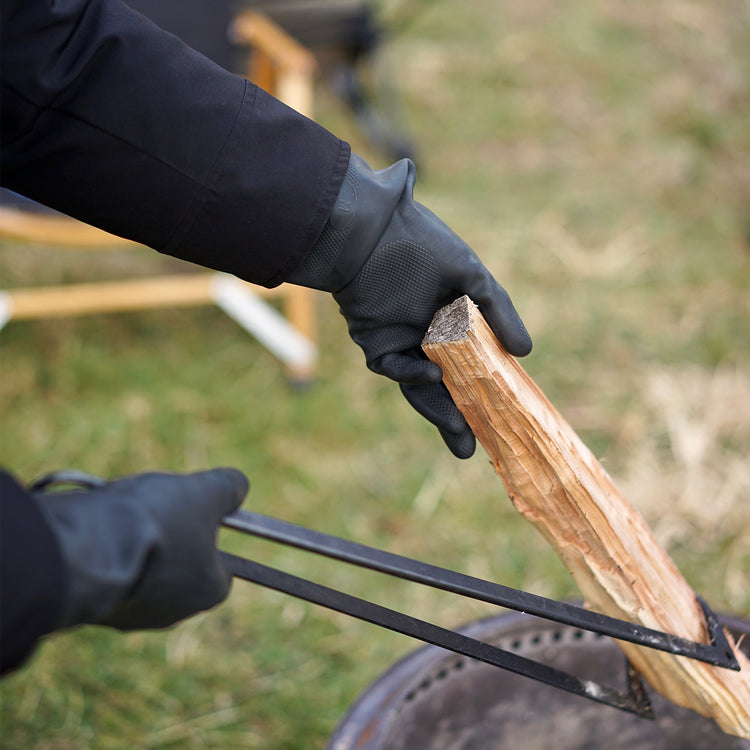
<box><xmin>0</xmin><ymin>12</ymin><xmax>319</xmax><ymax>382</ymax></box>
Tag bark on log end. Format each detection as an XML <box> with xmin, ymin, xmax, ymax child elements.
<box><xmin>424</xmin><ymin>295</ymin><xmax>474</xmax><ymax>345</ymax></box>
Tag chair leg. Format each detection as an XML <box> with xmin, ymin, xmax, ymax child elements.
<box><xmin>211</xmin><ymin>276</ymin><xmax>317</xmax><ymax>385</ymax></box>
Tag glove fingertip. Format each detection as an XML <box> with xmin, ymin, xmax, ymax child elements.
<box><xmin>440</xmin><ymin>428</ymin><xmax>476</xmax><ymax>459</ymax></box>
<box><xmin>225</xmin><ymin>467</ymin><xmax>250</xmax><ymax>495</ymax></box>
<box><xmin>205</xmin><ymin>468</ymin><xmax>249</xmax><ymax>513</ymax></box>
<box><xmin>473</xmin><ymin>281</ymin><xmax>533</xmax><ymax>358</ymax></box>
<box><xmin>503</xmin><ymin>325</ymin><xmax>533</xmax><ymax>357</ymax></box>
<box><xmin>483</xmin><ymin>304</ymin><xmax>533</xmax><ymax>357</ymax></box>
<box><xmin>419</xmin><ymin>360</ymin><xmax>444</xmax><ymax>384</ymax></box>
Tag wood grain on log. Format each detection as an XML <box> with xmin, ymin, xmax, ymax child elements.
<box><xmin>422</xmin><ymin>295</ymin><xmax>750</xmax><ymax>737</ymax></box>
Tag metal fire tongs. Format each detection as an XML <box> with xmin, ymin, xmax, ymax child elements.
<box><xmin>220</xmin><ymin>508</ymin><xmax>740</xmax><ymax>720</ymax></box>
<box><xmin>28</xmin><ymin>472</ymin><xmax>741</xmax><ymax>719</ymax></box>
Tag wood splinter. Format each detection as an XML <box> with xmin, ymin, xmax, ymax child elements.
<box><xmin>422</xmin><ymin>295</ymin><xmax>750</xmax><ymax>738</ymax></box>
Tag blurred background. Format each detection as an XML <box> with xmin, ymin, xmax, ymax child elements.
<box><xmin>1</xmin><ymin>0</ymin><xmax>749</xmax><ymax>747</ymax></box>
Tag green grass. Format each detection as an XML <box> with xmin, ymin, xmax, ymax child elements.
<box><xmin>2</xmin><ymin>2</ymin><xmax>749</xmax><ymax>747</ymax></box>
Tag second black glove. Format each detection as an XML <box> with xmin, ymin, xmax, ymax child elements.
<box><xmin>288</xmin><ymin>154</ymin><xmax>532</xmax><ymax>458</ymax></box>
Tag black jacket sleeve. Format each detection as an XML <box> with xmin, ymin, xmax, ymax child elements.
<box><xmin>0</xmin><ymin>0</ymin><xmax>350</xmax><ymax>286</ymax></box>
<box><xmin>0</xmin><ymin>0</ymin><xmax>350</xmax><ymax>673</ymax></box>
<box><xmin>0</xmin><ymin>472</ymin><xmax>66</xmax><ymax>675</ymax></box>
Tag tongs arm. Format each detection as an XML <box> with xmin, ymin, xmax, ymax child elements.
<box><xmin>222</xmin><ymin>550</ymin><xmax>651</xmax><ymax>717</ymax></box>
<box><xmin>221</xmin><ymin>508</ymin><xmax>740</xmax><ymax>719</ymax></box>
<box><xmin>222</xmin><ymin>509</ymin><xmax>738</xmax><ymax>669</ymax></box>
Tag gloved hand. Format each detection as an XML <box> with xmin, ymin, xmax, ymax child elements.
<box><xmin>288</xmin><ymin>154</ymin><xmax>532</xmax><ymax>458</ymax></box>
<box><xmin>33</xmin><ymin>468</ymin><xmax>248</xmax><ymax>630</ymax></box>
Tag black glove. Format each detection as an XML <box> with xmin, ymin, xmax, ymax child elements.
<box><xmin>288</xmin><ymin>154</ymin><xmax>532</xmax><ymax>458</ymax></box>
<box><xmin>33</xmin><ymin>468</ymin><xmax>248</xmax><ymax>630</ymax></box>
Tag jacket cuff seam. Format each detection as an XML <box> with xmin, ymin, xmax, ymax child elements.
<box><xmin>265</xmin><ymin>140</ymin><xmax>352</xmax><ymax>288</ymax></box>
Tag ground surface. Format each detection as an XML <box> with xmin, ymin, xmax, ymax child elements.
<box><xmin>1</xmin><ymin>1</ymin><xmax>748</xmax><ymax>747</ymax></box>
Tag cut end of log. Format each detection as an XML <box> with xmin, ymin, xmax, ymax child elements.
<box><xmin>423</xmin><ymin>295</ymin><xmax>476</xmax><ymax>346</ymax></box>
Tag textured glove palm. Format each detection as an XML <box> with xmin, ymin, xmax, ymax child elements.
<box><xmin>289</xmin><ymin>154</ymin><xmax>532</xmax><ymax>458</ymax></box>
<box><xmin>35</xmin><ymin>468</ymin><xmax>248</xmax><ymax>630</ymax></box>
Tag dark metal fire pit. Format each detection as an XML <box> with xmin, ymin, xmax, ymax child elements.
<box><xmin>326</xmin><ymin>610</ymin><xmax>750</xmax><ymax>750</ymax></box>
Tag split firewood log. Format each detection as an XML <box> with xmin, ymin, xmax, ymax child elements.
<box><xmin>422</xmin><ymin>295</ymin><xmax>750</xmax><ymax>737</ymax></box>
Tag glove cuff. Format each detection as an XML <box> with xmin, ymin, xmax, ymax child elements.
<box><xmin>286</xmin><ymin>153</ymin><xmax>411</xmax><ymax>292</ymax></box>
